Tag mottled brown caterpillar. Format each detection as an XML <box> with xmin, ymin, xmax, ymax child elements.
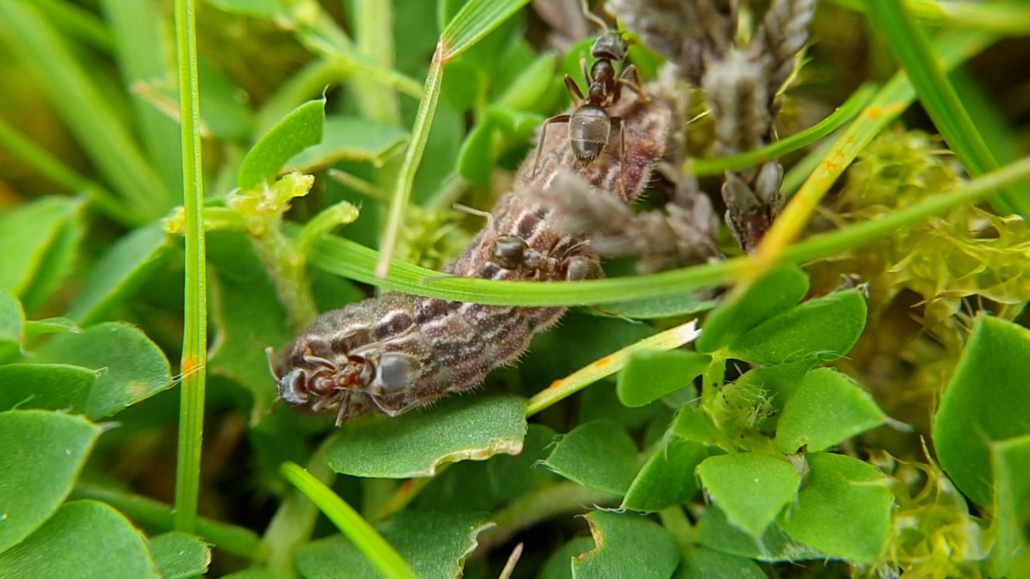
<box><xmin>270</xmin><ymin>93</ymin><xmax>672</xmax><ymax>425</ymax></box>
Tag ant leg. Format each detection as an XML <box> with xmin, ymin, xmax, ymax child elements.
<box><xmin>531</xmin><ymin>114</ymin><xmax>571</xmax><ymax>179</ymax></box>
<box><xmin>369</xmin><ymin>395</ymin><xmax>405</xmax><ymax>417</ymax></box>
<box><xmin>580</xmin><ymin>57</ymin><xmax>591</xmax><ymax>88</ymax></box>
<box><xmin>564</xmin><ymin>74</ymin><xmax>585</xmax><ymax>102</ymax></box>
<box><xmin>609</xmin><ymin>116</ymin><xmax>629</xmax><ymax>201</ymax></box>
<box><xmin>617</xmin><ymin>65</ymin><xmax>650</xmax><ymax>103</ymax></box>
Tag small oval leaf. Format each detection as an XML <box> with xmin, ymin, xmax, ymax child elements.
<box><xmin>617</xmin><ymin>349</ymin><xmax>711</xmax><ymax>408</ymax></box>
<box><xmin>776</xmin><ymin>452</ymin><xmax>892</xmax><ymax>563</ymax></box>
<box><xmin>238</xmin><ymin>97</ymin><xmax>326</xmax><ymax>192</ymax></box>
<box><xmin>325</xmin><ymin>394</ymin><xmax>527</xmax><ymax>478</ymax></box>
<box><xmin>285</xmin><ymin>116</ymin><xmax>408</xmax><ymax>173</ymax></box>
<box><xmin>0</xmin><ymin>410</ymin><xmax>101</xmax><ymax>554</ymax></box>
<box><xmin>622</xmin><ymin>436</ymin><xmax>708</xmax><ymax>512</ymax></box>
<box><xmin>776</xmin><ymin>368</ymin><xmax>886</xmax><ymax>454</ymax></box>
<box><xmin>148</xmin><ymin>532</ymin><xmax>211</xmax><ymax>579</ymax></box>
<box><xmin>572</xmin><ymin>511</ymin><xmax>680</xmax><ymax>579</ymax></box>
<box><xmin>697</xmin><ymin>453</ymin><xmax>801</xmax><ymax>537</ymax></box>
<box><xmin>0</xmin><ymin>364</ymin><xmax>97</xmax><ymax>413</ymax></box>
<box><xmin>35</xmin><ymin>322</ymin><xmax>172</xmax><ymax>419</ymax></box>
<box><xmin>0</xmin><ymin>291</ymin><xmax>24</xmax><ymax>347</ymax></box>
<box><xmin>544</xmin><ymin>420</ymin><xmax>639</xmax><ymax>495</ymax></box>
<box><xmin>0</xmin><ymin>500</ymin><xmax>155</xmax><ymax>578</ymax></box>
<box><xmin>725</xmin><ymin>289</ymin><xmax>867</xmax><ymax>365</ymax></box>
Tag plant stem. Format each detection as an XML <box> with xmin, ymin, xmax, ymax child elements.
<box><xmin>72</xmin><ymin>483</ymin><xmax>266</xmax><ymax>561</ymax></box>
<box><xmin>172</xmin><ymin>0</ymin><xmax>207</xmax><ymax>535</ymax></box>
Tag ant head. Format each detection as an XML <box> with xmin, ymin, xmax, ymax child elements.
<box><xmin>590</xmin><ymin>30</ymin><xmax>628</xmax><ymax>62</ymax></box>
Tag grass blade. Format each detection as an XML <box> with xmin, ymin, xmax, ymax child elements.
<box><xmin>308</xmin><ymin>154</ymin><xmax>1030</xmax><ymax>306</ymax></box>
<box><xmin>828</xmin><ymin>0</ymin><xmax>1030</xmax><ymax>35</ymax></box>
<box><xmin>33</xmin><ymin>0</ymin><xmax>116</xmax><ymax>53</ymax></box>
<box><xmin>687</xmin><ymin>83</ymin><xmax>878</xmax><ymax>176</ymax></box>
<box><xmin>280</xmin><ymin>462</ymin><xmax>418</xmax><ymax>579</ymax></box>
<box><xmin>172</xmin><ymin>0</ymin><xmax>208</xmax><ymax>535</ymax></box>
<box><xmin>865</xmin><ymin>0</ymin><xmax>1027</xmax><ymax>217</ymax></box>
<box><xmin>441</xmin><ymin>0</ymin><xmax>533</xmax><ymax>59</ymax></box>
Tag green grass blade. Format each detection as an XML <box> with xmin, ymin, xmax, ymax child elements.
<box><xmin>753</xmin><ymin>28</ymin><xmax>995</xmax><ymax>266</ymax></box>
<box><xmin>441</xmin><ymin>0</ymin><xmax>533</xmax><ymax>59</ymax></box>
<box><xmin>376</xmin><ymin>47</ymin><xmax>444</xmax><ymax>278</ymax></box>
<box><xmin>33</xmin><ymin>0</ymin><xmax>117</xmax><ymax>53</ymax></box>
<box><xmin>280</xmin><ymin>462</ymin><xmax>418</xmax><ymax>579</ymax></box>
<box><xmin>172</xmin><ymin>0</ymin><xmax>208</xmax><ymax>535</ymax></box>
<box><xmin>828</xmin><ymin>0</ymin><xmax>1030</xmax><ymax>34</ymax></box>
<box><xmin>352</xmin><ymin>0</ymin><xmax>400</xmax><ymax>124</ymax></box>
<box><xmin>865</xmin><ymin>0</ymin><xmax>1027</xmax><ymax>217</ymax></box>
<box><xmin>687</xmin><ymin>83</ymin><xmax>878</xmax><ymax>176</ymax></box>
<box><xmin>101</xmin><ymin>0</ymin><xmax>184</xmax><ymax>204</ymax></box>
<box><xmin>0</xmin><ymin>1</ymin><xmax>170</xmax><ymax>220</ymax></box>
<box><xmin>307</xmin><ymin>155</ymin><xmax>1030</xmax><ymax>306</ymax></box>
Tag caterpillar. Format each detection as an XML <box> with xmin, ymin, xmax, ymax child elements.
<box><xmin>270</xmin><ymin>92</ymin><xmax>674</xmax><ymax>425</ymax></box>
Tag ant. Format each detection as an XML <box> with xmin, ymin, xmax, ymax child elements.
<box><xmin>531</xmin><ymin>2</ymin><xmax>648</xmax><ymax>198</ymax></box>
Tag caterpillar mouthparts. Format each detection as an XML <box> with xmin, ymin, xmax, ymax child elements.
<box><xmin>272</xmin><ymin>91</ymin><xmax>674</xmax><ymax>426</ymax></box>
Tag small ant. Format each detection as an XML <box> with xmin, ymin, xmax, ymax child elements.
<box><xmin>531</xmin><ymin>2</ymin><xmax>648</xmax><ymax>197</ymax></box>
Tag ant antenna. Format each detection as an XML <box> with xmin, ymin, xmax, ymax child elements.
<box><xmin>452</xmin><ymin>203</ymin><xmax>497</xmax><ymax>232</ymax></box>
<box><xmin>579</xmin><ymin>0</ymin><xmax>609</xmax><ymax>32</ymax></box>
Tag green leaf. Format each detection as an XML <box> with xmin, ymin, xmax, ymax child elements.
<box><xmin>676</xmin><ymin>546</ymin><xmax>769</xmax><ymax>579</ymax></box>
<box><xmin>440</xmin><ymin>0</ymin><xmax>532</xmax><ymax>60</ymax></box>
<box><xmin>622</xmin><ymin>436</ymin><xmax>708</xmax><ymax>512</ymax></box>
<box><xmin>0</xmin><ymin>197</ymin><xmax>81</xmax><ymax>299</ymax></box>
<box><xmin>282</xmin><ymin>463</ymin><xmax>417</xmax><ymax>579</ymax></box>
<box><xmin>495</xmin><ymin>51</ymin><xmax>557</xmax><ymax>110</ymax></box>
<box><xmin>572</xmin><ymin>511</ymin><xmax>680</xmax><ymax>579</ymax></box>
<box><xmin>776</xmin><ymin>452</ymin><xmax>892</xmax><ymax>563</ymax></box>
<box><xmin>0</xmin><ymin>364</ymin><xmax>98</xmax><ymax>413</ymax></box>
<box><xmin>294</xmin><ymin>511</ymin><xmax>491</xmax><ymax>579</ymax></box>
<box><xmin>68</xmin><ymin>221</ymin><xmax>172</xmax><ymax>325</ymax></box>
<box><xmin>540</xmin><ymin>537</ymin><xmax>594</xmax><ymax>579</ymax></box>
<box><xmin>672</xmin><ymin>406</ymin><xmax>722</xmax><ymax>446</ymax></box>
<box><xmin>285</xmin><ymin>116</ymin><xmax>408</xmax><ymax>173</ymax></box>
<box><xmin>989</xmin><ymin>434</ymin><xmax>1030</xmax><ymax>577</ymax></box>
<box><xmin>20</xmin><ymin>201</ymin><xmax>83</xmax><ymax>314</ymax></box>
<box><xmin>35</xmin><ymin>322</ymin><xmax>172</xmax><ymax>419</ymax></box>
<box><xmin>0</xmin><ymin>410</ymin><xmax>101</xmax><ymax>554</ymax></box>
<box><xmin>325</xmin><ymin>394</ymin><xmax>527</xmax><ymax>478</ymax></box>
<box><xmin>731</xmin><ymin>360</ymin><xmax>817</xmax><ymax>419</ymax></box>
<box><xmin>776</xmin><ymin>368</ymin><xmax>886</xmax><ymax>454</ymax></box>
<box><xmin>544</xmin><ymin>420</ymin><xmax>640</xmax><ymax>495</ymax></box>
<box><xmin>0</xmin><ymin>291</ymin><xmax>24</xmax><ymax>348</ymax></box>
<box><xmin>0</xmin><ymin>501</ymin><xmax>156</xmax><ymax>578</ymax></box>
<box><xmin>697</xmin><ymin>454</ymin><xmax>801</xmax><ymax>537</ymax></box>
<box><xmin>933</xmin><ymin>316</ymin><xmax>1030</xmax><ymax>507</ymax></box>
<box><xmin>598</xmin><ymin>292</ymin><xmax>718</xmax><ymax>320</ymax></box>
<box><xmin>238</xmin><ymin>97</ymin><xmax>326</xmax><ymax>191</ymax></box>
<box><xmin>697</xmin><ymin>505</ymin><xmax>824</xmax><ymax>563</ymax></box>
<box><xmin>456</xmin><ymin>117</ymin><xmax>495</xmax><ymax>186</ymax></box>
<box><xmin>725</xmin><ymin>289</ymin><xmax>867</xmax><ymax>365</ymax></box>
<box><xmin>696</xmin><ymin>265</ymin><xmax>809</xmax><ymax>355</ymax></box>
<box><xmin>148</xmin><ymin>532</ymin><xmax>211</xmax><ymax>579</ymax></box>
<box><xmin>24</xmin><ymin>318</ymin><xmax>80</xmax><ymax>341</ymax></box>
<box><xmin>618</xmin><ymin>349</ymin><xmax>711</xmax><ymax>408</ymax></box>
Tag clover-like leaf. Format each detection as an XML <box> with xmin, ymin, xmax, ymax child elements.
<box><xmin>295</xmin><ymin>511</ymin><xmax>491</xmax><ymax>579</ymax></box>
<box><xmin>622</xmin><ymin>436</ymin><xmax>708</xmax><ymax>512</ymax></box>
<box><xmin>677</xmin><ymin>546</ymin><xmax>770</xmax><ymax>579</ymax></box>
<box><xmin>725</xmin><ymin>289</ymin><xmax>867</xmax><ymax>365</ymax></box>
<box><xmin>24</xmin><ymin>317</ymin><xmax>80</xmax><ymax>340</ymax></box>
<box><xmin>776</xmin><ymin>368</ymin><xmax>886</xmax><ymax>454</ymax></box>
<box><xmin>989</xmin><ymin>434</ymin><xmax>1030</xmax><ymax>577</ymax></box>
<box><xmin>0</xmin><ymin>364</ymin><xmax>98</xmax><ymax>413</ymax></box>
<box><xmin>0</xmin><ymin>197</ymin><xmax>82</xmax><ymax>304</ymax></box>
<box><xmin>572</xmin><ymin>511</ymin><xmax>680</xmax><ymax>579</ymax></box>
<box><xmin>0</xmin><ymin>410</ymin><xmax>101</xmax><ymax>554</ymax></box>
<box><xmin>617</xmin><ymin>349</ymin><xmax>711</xmax><ymax>408</ymax></box>
<box><xmin>325</xmin><ymin>394</ymin><xmax>527</xmax><ymax>478</ymax></box>
<box><xmin>731</xmin><ymin>359</ymin><xmax>817</xmax><ymax>418</ymax></box>
<box><xmin>697</xmin><ymin>505</ymin><xmax>824</xmax><ymax>563</ymax></box>
<box><xmin>696</xmin><ymin>265</ymin><xmax>809</xmax><ymax>354</ymax></box>
<box><xmin>68</xmin><ymin>221</ymin><xmax>172</xmax><ymax>325</ymax></box>
<box><xmin>697</xmin><ymin>453</ymin><xmax>801</xmax><ymax>537</ymax></box>
<box><xmin>777</xmin><ymin>452</ymin><xmax>892</xmax><ymax>563</ymax></box>
<box><xmin>0</xmin><ymin>501</ymin><xmax>155</xmax><ymax>578</ymax></box>
<box><xmin>0</xmin><ymin>290</ymin><xmax>23</xmax><ymax>348</ymax></box>
<box><xmin>148</xmin><ymin>532</ymin><xmax>211</xmax><ymax>579</ymax></box>
<box><xmin>544</xmin><ymin>420</ymin><xmax>639</xmax><ymax>495</ymax></box>
<box><xmin>35</xmin><ymin>322</ymin><xmax>172</xmax><ymax>419</ymax></box>
<box><xmin>933</xmin><ymin>316</ymin><xmax>1030</xmax><ymax>506</ymax></box>
<box><xmin>540</xmin><ymin>537</ymin><xmax>594</xmax><ymax>579</ymax></box>
<box><xmin>238</xmin><ymin>97</ymin><xmax>325</xmax><ymax>191</ymax></box>
<box><xmin>286</xmin><ymin>116</ymin><xmax>408</xmax><ymax>173</ymax></box>
<box><xmin>671</xmin><ymin>406</ymin><xmax>721</xmax><ymax>446</ymax></box>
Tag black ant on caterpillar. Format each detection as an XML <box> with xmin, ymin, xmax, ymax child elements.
<box><xmin>531</xmin><ymin>1</ymin><xmax>648</xmax><ymax>199</ymax></box>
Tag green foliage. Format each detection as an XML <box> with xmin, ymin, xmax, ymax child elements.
<box><xmin>1</xmin><ymin>0</ymin><xmax>1029</xmax><ymax>577</ymax></box>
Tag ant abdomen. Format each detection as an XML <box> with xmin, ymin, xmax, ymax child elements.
<box><xmin>568</xmin><ymin>105</ymin><xmax>611</xmax><ymax>160</ymax></box>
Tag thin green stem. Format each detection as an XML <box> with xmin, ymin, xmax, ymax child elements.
<box><xmin>72</xmin><ymin>483</ymin><xmax>266</xmax><ymax>561</ymax></box>
<box><xmin>172</xmin><ymin>0</ymin><xmax>208</xmax><ymax>535</ymax></box>
<box><xmin>308</xmin><ymin>154</ymin><xmax>1030</xmax><ymax>306</ymax></box>
<box><xmin>865</xmin><ymin>0</ymin><xmax>1026</xmax><ymax>216</ymax></box>
<box><xmin>659</xmin><ymin>506</ymin><xmax>698</xmax><ymax>549</ymax></box>
<box><xmin>281</xmin><ymin>462</ymin><xmax>418</xmax><ymax>579</ymax></box>
<box><xmin>686</xmin><ymin>83</ymin><xmax>878</xmax><ymax>176</ymax></box>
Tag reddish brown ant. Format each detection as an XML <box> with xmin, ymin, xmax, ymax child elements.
<box><xmin>531</xmin><ymin>2</ymin><xmax>648</xmax><ymax>198</ymax></box>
